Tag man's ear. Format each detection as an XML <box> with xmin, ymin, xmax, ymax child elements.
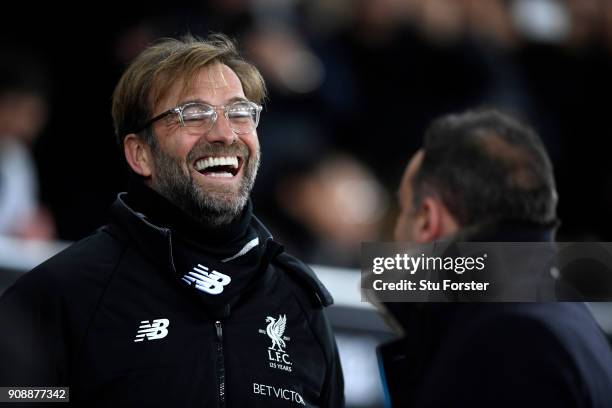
<box><xmin>413</xmin><ymin>196</ymin><xmax>458</xmax><ymax>243</ymax></box>
<box><xmin>123</xmin><ymin>134</ymin><xmax>153</xmax><ymax>177</ymax></box>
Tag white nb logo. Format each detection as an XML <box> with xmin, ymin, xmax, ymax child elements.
<box><xmin>182</xmin><ymin>264</ymin><xmax>231</xmax><ymax>295</ymax></box>
<box><xmin>134</xmin><ymin>319</ymin><xmax>170</xmax><ymax>342</ymax></box>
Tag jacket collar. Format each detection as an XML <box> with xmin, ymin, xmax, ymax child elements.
<box><xmin>380</xmin><ymin>222</ymin><xmax>557</xmax><ymax>319</ymax></box>
<box><xmin>126</xmin><ymin>180</ymin><xmax>254</xmax><ymax>247</ymax></box>
<box><xmin>108</xmin><ymin>192</ymin><xmax>273</xmax><ymax>279</ymax></box>
<box><xmin>453</xmin><ymin>219</ymin><xmax>558</xmax><ymax>243</ymax></box>
<box><xmin>110</xmin><ymin>192</ymin><xmax>175</xmax><ymax>275</ymax></box>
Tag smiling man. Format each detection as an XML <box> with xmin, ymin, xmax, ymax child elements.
<box><xmin>0</xmin><ymin>34</ymin><xmax>343</xmax><ymax>407</ymax></box>
<box><xmin>120</xmin><ymin>61</ymin><xmax>261</xmax><ymax>227</ymax></box>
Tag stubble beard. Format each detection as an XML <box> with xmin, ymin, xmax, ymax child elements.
<box><xmin>149</xmin><ymin>138</ymin><xmax>260</xmax><ymax>226</ymax></box>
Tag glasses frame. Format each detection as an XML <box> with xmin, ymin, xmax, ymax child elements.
<box><xmin>136</xmin><ymin>100</ymin><xmax>262</xmax><ymax>135</ymax></box>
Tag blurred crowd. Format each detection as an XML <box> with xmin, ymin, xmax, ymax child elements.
<box><xmin>2</xmin><ymin>0</ymin><xmax>612</xmax><ymax>267</ymax></box>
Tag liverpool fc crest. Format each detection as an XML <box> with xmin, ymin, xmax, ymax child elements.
<box><xmin>259</xmin><ymin>314</ymin><xmax>292</xmax><ymax>372</ymax></box>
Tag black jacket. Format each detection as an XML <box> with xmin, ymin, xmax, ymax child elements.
<box><xmin>0</xmin><ymin>193</ymin><xmax>344</xmax><ymax>407</ymax></box>
<box><xmin>377</xmin><ymin>224</ymin><xmax>612</xmax><ymax>407</ymax></box>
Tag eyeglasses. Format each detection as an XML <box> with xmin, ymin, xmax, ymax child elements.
<box><xmin>137</xmin><ymin>100</ymin><xmax>262</xmax><ymax>135</ymax></box>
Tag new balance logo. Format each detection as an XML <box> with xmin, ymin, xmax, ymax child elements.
<box><xmin>134</xmin><ymin>319</ymin><xmax>170</xmax><ymax>342</ymax></box>
<box><xmin>182</xmin><ymin>264</ymin><xmax>231</xmax><ymax>295</ymax></box>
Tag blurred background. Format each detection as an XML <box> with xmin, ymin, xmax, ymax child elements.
<box><xmin>2</xmin><ymin>0</ymin><xmax>612</xmax><ymax>254</ymax></box>
<box><xmin>2</xmin><ymin>0</ymin><xmax>612</xmax><ymax>406</ymax></box>
<box><xmin>0</xmin><ymin>0</ymin><xmax>612</xmax><ymax>255</ymax></box>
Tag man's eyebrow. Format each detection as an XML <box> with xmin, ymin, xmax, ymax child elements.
<box><xmin>178</xmin><ymin>96</ymin><xmax>249</xmax><ymax>106</ymax></box>
<box><xmin>179</xmin><ymin>98</ymin><xmax>206</xmax><ymax>105</ymax></box>
<box><xmin>228</xmin><ymin>96</ymin><xmax>249</xmax><ymax>103</ymax></box>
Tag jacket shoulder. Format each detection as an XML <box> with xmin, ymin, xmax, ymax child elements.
<box><xmin>0</xmin><ymin>226</ymin><xmax>128</xmax><ymax>386</ymax></box>
<box><xmin>273</xmin><ymin>251</ymin><xmax>334</xmax><ymax>308</ymax></box>
<box><xmin>7</xmin><ymin>225</ymin><xmax>126</xmax><ymax>297</ymax></box>
<box><xmin>271</xmin><ymin>250</ymin><xmax>344</xmax><ymax>407</ymax></box>
<box><xmin>453</xmin><ymin>303</ymin><xmax>609</xmax><ymax>357</ymax></box>
<box><xmin>448</xmin><ymin>304</ymin><xmax>612</xmax><ymax>405</ymax></box>
<box><xmin>479</xmin><ymin>303</ymin><xmax>609</xmax><ymax>353</ymax></box>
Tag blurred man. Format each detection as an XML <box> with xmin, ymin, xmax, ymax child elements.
<box><xmin>0</xmin><ymin>34</ymin><xmax>343</xmax><ymax>407</ymax></box>
<box><xmin>377</xmin><ymin>109</ymin><xmax>612</xmax><ymax>407</ymax></box>
<box><xmin>0</xmin><ymin>52</ymin><xmax>55</xmax><ymax>240</ymax></box>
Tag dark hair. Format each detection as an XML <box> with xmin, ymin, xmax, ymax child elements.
<box><xmin>413</xmin><ymin>109</ymin><xmax>558</xmax><ymax>227</ymax></box>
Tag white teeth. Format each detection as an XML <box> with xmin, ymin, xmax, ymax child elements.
<box><xmin>194</xmin><ymin>156</ymin><xmax>239</xmax><ymax>171</ymax></box>
<box><xmin>208</xmin><ymin>172</ymin><xmax>233</xmax><ymax>178</ymax></box>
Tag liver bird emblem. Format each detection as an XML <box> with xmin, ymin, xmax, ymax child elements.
<box><xmin>266</xmin><ymin>314</ymin><xmax>287</xmax><ymax>352</ymax></box>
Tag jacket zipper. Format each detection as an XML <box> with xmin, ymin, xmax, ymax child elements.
<box><xmin>215</xmin><ymin>321</ymin><xmax>226</xmax><ymax>408</ymax></box>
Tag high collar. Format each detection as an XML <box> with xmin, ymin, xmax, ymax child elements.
<box><xmin>126</xmin><ymin>179</ymin><xmax>253</xmax><ymax>247</ymax></box>
<box><xmin>379</xmin><ymin>222</ymin><xmax>558</xmax><ymax>331</ymax></box>
<box><xmin>107</xmin><ymin>192</ymin><xmax>273</xmax><ymax>278</ymax></box>
<box><xmin>454</xmin><ymin>219</ymin><xmax>557</xmax><ymax>243</ymax></box>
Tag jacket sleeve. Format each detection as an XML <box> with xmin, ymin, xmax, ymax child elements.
<box><xmin>0</xmin><ymin>268</ymin><xmax>68</xmax><ymax>388</ymax></box>
<box><xmin>274</xmin><ymin>253</ymin><xmax>345</xmax><ymax>407</ymax></box>
<box><xmin>318</xmin><ymin>311</ymin><xmax>345</xmax><ymax>408</ymax></box>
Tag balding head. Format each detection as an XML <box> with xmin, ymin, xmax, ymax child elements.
<box><xmin>409</xmin><ymin>109</ymin><xmax>557</xmax><ymax>230</ymax></box>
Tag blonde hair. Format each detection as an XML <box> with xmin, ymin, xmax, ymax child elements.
<box><xmin>112</xmin><ymin>33</ymin><xmax>266</xmax><ymax>144</ymax></box>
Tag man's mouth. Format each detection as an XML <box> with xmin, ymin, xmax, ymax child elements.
<box><xmin>194</xmin><ymin>156</ymin><xmax>242</xmax><ymax>178</ymax></box>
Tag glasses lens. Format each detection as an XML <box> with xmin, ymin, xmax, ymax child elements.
<box><xmin>227</xmin><ymin>102</ymin><xmax>260</xmax><ymax>134</ymax></box>
<box><xmin>182</xmin><ymin>104</ymin><xmax>215</xmax><ymax>129</ymax></box>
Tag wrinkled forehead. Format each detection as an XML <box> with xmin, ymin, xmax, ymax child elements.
<box><xmin>151</xmin><ymin>63</ymin><xmax>244</xmax><ymax>112</ymax></box>
<box><xmin>186</xmin><ymin>63</ymin><xmax>236</xmax><ymax>91</ymax></box>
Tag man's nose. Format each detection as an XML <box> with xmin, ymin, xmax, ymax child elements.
<box><xmin>204</xmin><ymin>112</ymin><xmax>235</xmax><ymax>145</ymax></box>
